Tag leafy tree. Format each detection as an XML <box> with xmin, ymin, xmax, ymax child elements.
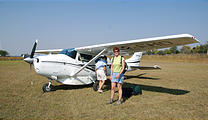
<box><xmin>156</xmin><ymin>50</ymin><xmax>165</xmax><ymax>55</ymax></box>
<box><xmin>191</xmin><ymin>46</ymin><xmax>200</xmax><ymax>54</ymax></box>
<box><xmin>0</xmin><ymin>50</ymin><xmax>9</xmax><ymax>56</ymax></box>
<box><xmin>191</xmin><ymin>44</ymin><xmax>208</xmax><ymax>54</ymax></box>
<box><xmin>181</xmin><ymin>46</ymin><xmax>191</xmax><ymax>54</ymax></box>
<box><xmin>152</xmin><ymin>49</ymin><xmax>158</xmax><ymax>55</ymax></box>
<box><xmin>170</xmin><ymin>46</ymin><xmax>179</xmax><ymax>54</ymax></box>
<box><xmin>164</xmin><ymin>49</ymin><xmax>171</xmax><ymax>54</ymax></box>
<box><xmin>144</xmin><ymin>43</ymin><xmax>208</xmax><ymax>55</ymax></box>
<box><xmin>146</xmin><ymin>50</ymin><xmax>153</xmax><ymax>55</ymax></box>
<box><xmin>198</xmin><ymin>44</ymin><xmax>208</xmax><ymax>53</ymax></box>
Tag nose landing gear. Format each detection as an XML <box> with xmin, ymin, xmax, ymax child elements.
<box><xmin>42</xmin><ymin>79</ymin><xmax>53</xmax><ymax>92</ymax></box>
<box><xmin>42</xmin><ymin>83</ymin><xmax>54</xmax><ymax>92</ymax></box>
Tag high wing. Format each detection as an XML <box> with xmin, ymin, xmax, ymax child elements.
<box><xmin>36</xmin><ymin>34</ymin><xmax>199</xmax><ymax>55</ymax></box>
<box><xmin>75</xmin><ymin>34</ymin><xmax>199</xmax><ymax>56</ymax></box>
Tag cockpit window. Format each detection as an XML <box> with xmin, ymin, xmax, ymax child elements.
<box><xmin>58</xmin><ymin>48</ymin><xmax>77</xmax><ymax>59</ymax></box>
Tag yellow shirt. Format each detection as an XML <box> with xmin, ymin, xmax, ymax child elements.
<box><xmin>111</xmin><ymin>56</ymin><xmax>125</xmax><ymax>73</ymax></box>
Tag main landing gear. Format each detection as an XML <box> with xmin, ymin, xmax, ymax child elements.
<box><xmin>93</xmin><ymin>80</ymin><xmax>99</xmax><ymax>91</ymax></box>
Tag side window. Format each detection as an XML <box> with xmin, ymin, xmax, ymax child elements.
<box><xmin>80</xmin><ymin>53</ymin><xmax>93</xmax><ymax>62</ymax></box>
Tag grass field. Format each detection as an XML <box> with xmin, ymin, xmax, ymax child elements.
<box><xmin>0</xmin><ymin>55</ymin><xmax>208</xmax><ymax>120</ymax></box>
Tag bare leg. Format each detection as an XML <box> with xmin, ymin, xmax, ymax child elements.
<box><xmin>117</xmin><ymin>83</ymin><xmax>123</xmax><ymax>101</ymax></box>
<box><xmin>98</xmin><ymin>80</ymin><xmax>102</xmax><ymax>90</ymax></box>
<box><xmin>111</xmin><ymin>82</ymin><xmax>116</xmax><ymax>99</ymax></box>
<box><xmin>100</xmin><ymin>80</ymin><xmax>105</xmax><ymax>89</ymax></box>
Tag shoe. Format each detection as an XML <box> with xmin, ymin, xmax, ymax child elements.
<box><xmin>106</xmin><ymin>98</ymin><xmax>114</xmax><ymax>104</ymax></box>
<box><xmin>97</xmin><ymin>89</ymin><xmax>103</xmax><ymax>93</ymax></box>
<box><xmin>114</xmin><ymin>100</ymin><xmax>122</xmax><ymax>106</ymax></box>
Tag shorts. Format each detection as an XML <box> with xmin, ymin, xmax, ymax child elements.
<box><xmin>96</xmin><ymin>69</ymin><xmax>107</xmax><ymax>80</ymax></box>
<box><xmin>111</xmin><ymin>72</ymin><xmax>124</xmax><ymax>84</ymax></box>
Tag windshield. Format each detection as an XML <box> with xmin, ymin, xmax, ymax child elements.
<box><xmin>58</xmin><ymin>48</ymin><xmax>77</xmax><ymax>59</ymax></box>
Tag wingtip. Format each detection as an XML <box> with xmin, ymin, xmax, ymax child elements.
<box><xmin>154</xmin><ymin>65</ymin><xmax>161</xmax><ymax>69</ymax></box>
<box><xmin>180</xmin><ymin>34</ymin><xmax>200</xmax><ymax>43</ymax></box>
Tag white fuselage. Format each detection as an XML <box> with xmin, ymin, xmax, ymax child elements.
<box><xmin>33</xmin><ymin>52</ymin><xmax>142</xmax><ymax>85</ymax></box>
<box><xmin>33</xmin><ymin>54</ymin><xmax>96</xmax><ymax>85</ymax></box>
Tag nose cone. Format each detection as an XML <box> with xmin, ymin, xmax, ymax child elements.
<box><xmin>24</xmin><ymin>57</ymin><xmax>34</xmax><ymax>64</ymax></box>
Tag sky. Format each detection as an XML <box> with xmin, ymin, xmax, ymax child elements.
<box><xmin>0</xmin><ymin>0</ymin><xmax>208</xmax><ymax>56</ymax></box>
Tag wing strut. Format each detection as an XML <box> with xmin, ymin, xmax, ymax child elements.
<box><xmin>71</xmin><ymin>49</ymin><xmax>106</xmax><ymax>77</ymax></box>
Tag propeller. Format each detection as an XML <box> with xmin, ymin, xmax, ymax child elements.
<box><xmin>30</xmin><ymin>40</ymin><xmax>38</xmax><ymax>58</ymax></box>
<box><xmin>24</xmin><ymin>40</ymin><xmax>38</xmax><ymax>85</ymax></box>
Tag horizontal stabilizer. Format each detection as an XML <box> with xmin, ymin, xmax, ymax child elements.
<box><xmin>131</xmin><ymin>65</ymin><xmax>161</xmax><ymax>70</ymax></box>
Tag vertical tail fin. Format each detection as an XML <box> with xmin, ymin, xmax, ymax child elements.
<box><xmin>125</xmin><ymin>52</ymin><xmax>142</xmax><ymax>66</ymax></box>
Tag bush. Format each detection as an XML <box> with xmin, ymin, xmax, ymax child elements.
<box><xmin>0</xmin><ymin>50</ymin><xmax>9</xmax><ymax>56</ymax></box>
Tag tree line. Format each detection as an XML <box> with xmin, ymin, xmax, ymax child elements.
<box><xmin>145</xmin><ymin>44</ymin><xmax>208</xmax><ymax>55</ymax></box>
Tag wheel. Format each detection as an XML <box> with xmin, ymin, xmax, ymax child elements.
<box><xmin>42</xmin><ymin>83</ymin><xmax>53</xmax><ymax>92</ymax></box>
<box><xmin>93</xmin><ymin>81</ymin><xmax>99</xmax><ymax>91</ymax></box>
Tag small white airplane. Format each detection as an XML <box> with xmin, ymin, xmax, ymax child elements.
<box><xmin>24</xmin><ymin>34</ymin><xmax>199</xmax><ymax>92</ymax></box>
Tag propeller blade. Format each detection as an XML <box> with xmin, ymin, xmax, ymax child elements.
<box><xmin>30</xmin><ymin>40</ymin><xmax>38</xmax><ymax>58</ymax></box>
<box><xmin>30</xmin><ymin>64</ymin><xmax>33</xmax><ymax>85</ymax></box>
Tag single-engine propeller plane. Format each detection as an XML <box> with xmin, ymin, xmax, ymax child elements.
<box><xmin>24</xmin><ymin>34</ymin><xmax>199</xmax><ymax>92</ymax></box>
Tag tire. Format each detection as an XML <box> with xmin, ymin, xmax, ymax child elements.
<box><xmin>93</xmin><ymin>81</ymin><xmax>99</xmax><ymax>91</ymax></box>
<box><xmin>42</xmin><ymin>83</ymin><xmax>53</xmax><ymax>92</ymax></box>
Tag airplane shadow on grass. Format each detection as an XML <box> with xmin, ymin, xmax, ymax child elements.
<box><xmin>124</xmin><ymin>73</ymin><xmax>160</xmax><ymax>80</ymax></box>
<box><xmin>121</xmin><ymin>73</ymin><xmax>190</xmax><ymax>102</ymax></box>
<box><xmin>111</xmin><ymin>73</ymin><xmax>189</xmax><ymax>102</ymax></box>
<box><xmin>123</xmin><ymin>73</ymin><xmax>190</xmax><ymax>95</ymax></box>
<box><xmin>51</xmin><ymin>84</ymin><xmax>92</xmax><ymax>92</ymax></box>
<box><xmin>50</xmin><ymin>73</ymin><xmax>190</xmax><ymax>102</ymax></box>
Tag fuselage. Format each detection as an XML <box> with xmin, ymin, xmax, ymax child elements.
<box><xmin>34</xmin><ymin>54</ymin><xmax>95</xmax><ymax>77</ymax></box>
<box><xmin>32</xmin><ymin>49</ymin><xmax>142</xmax><ymax>85</ymax></box>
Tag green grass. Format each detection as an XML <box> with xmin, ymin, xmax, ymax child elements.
<box><xmin>0</xmin><ymin>56</ymin><xmax>208</xmax><ymax>120</ymax></box>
